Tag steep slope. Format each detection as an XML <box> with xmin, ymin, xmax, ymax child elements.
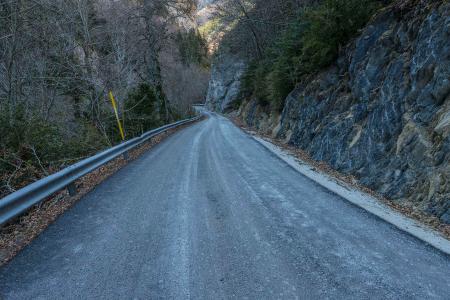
<box><xmin>206</xmin><ymin>54</ymin><xmax>246</xmax><ymax>112</ymax></box>
<box><xmin>207</xmin><ymin>0</ymin><xmax>450</xmax><ymax>223</ymax></box>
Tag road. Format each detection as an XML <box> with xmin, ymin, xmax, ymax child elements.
<box><xmin>1</xmin><ymin>114</ymin><xmax>449</xmax><ymax>299</ymax></box>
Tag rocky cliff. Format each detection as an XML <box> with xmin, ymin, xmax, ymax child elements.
<box><xmin>206</xmin><ymin>0</ymin><xmax>450</xmax><ymax>223</ymax></box>
<box><xmin>205</xmin><ymin>54</ymin><xmax>246</xmax><ymax>112</ymax></box>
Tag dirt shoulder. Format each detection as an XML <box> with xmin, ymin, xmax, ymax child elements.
<box><xmin>230</xmin><ymin>116</ymin><xmax>450</xmax><ymax>241</ymax></box>
<box><xmin>0</xmin><ymin>119</ymin><xmax>203</xmax><ymax>266</ymax></box>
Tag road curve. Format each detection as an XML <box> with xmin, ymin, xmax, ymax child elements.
<box><xmin>1</xmin><ymin>114</ymin><xmax>449</xmax><ymax>299</ymax></box>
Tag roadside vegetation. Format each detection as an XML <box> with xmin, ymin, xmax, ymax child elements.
<box><xmin>176</xmin><ymin>29</ymin><xmax>210</xmax><ymax>68</ymax></box>
<box><xmin>0</xmin><ymin>0</ymin><xmax>209</xmax><ymax>198</ymax></box>
<box><xmin>214</xmin><ymin>0</ymin><xmax>387</xmax><ymax>111</ymax></box>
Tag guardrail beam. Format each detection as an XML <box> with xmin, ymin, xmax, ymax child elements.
<box><xmin>0</xmin><ymin>115</ymin><xmax>203</xmax><ymax>226</ymax></box>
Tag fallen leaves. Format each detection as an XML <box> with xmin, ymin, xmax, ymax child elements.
<box><xmin>0</xmin><ymin>121</ymin><xmax>200</xmax><ymax>266</ymax></box>
<box><xmin>230</xmin><ymin>116</ymin><xmax>450</xmax><ymax>240</ymax></box>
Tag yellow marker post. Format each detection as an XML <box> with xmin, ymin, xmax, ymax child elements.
<box><xmin>109</xmin><ymin>91</ymin><xmax>125</xmax><ymax>141</ymax></box>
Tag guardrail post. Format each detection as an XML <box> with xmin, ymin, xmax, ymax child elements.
<box><xmin>123</xmin><ymin>151</ymin><xmax>129</xmax><ymax>160</ymax></box>
<box><xmin>0</xmin><ymin>116</ymin><xmax>199</xmax><ymax>226</ymax></box>
<box><xmin>68</xmin><ymin>183</ymin><xmax>77</xmax><ymax>196</ymax></box>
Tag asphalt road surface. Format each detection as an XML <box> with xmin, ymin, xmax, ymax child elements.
<box><xmin>1</xmin><ymin>114</ymin><xmax>449</xmax><ymax>299</ymax></box>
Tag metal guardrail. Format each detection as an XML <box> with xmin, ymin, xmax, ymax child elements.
<box><xmin>0</xmin><ymin>115</ymin><xmax>202</xmax><ymax>225</ymax></box>
<box><xmin>192</xmin><ymin>104</ymin><xmax>206</xmax><ymax>114</ymax></box>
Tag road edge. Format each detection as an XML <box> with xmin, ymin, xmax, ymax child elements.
<box><xmin>251</xmin><ymin>135</ymin><xmax>450</xmax><ymax>255</ymax></box>
<box><xmin>0</xmin><ymin>119</ymin><xmax>204</xmax><ymax>266</ymax></box>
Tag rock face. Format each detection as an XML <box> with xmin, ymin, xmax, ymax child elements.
<box><xmin>207</xmin><ymin>1</ymin><xmax>450</xmax><ymax>222</ymax></box>
<box><xmin>266</xmin><ymin>1</ymin><xmax>450</xmax><ymax>222</ymax></box>
<box><xmin>206</xmin><ymin>54</ymin><xmax>246</xmax><ymax>112</ymax></box>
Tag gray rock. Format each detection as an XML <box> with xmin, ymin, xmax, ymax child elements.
<box><xmin>211</xmin><ymin>1</ymin><xmax>450</xmax><ymax>222</ymax></box>
<box><xmin>205</xmin><ymin>54</ymin><xmax>246</xmax><ymax>112</ymax></box>
<box><xmin>274</xmin><ymin>1</ymin><xmax>450</xmax><ymax>221</ymax></box>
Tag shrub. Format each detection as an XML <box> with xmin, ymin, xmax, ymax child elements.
<box><xmin>65</xmin><ymin>121</ymin><xmax>109</xmax><ymax>159</ymax></box>
<box><xmin>123</xmin><ymin>83</ymin><xmax>168</xmax><ymax>139</ymax></box>
<box><xmin>0</xmin><ymin>107</ymin><xmax>61</xmax><ymax>161</ymax></box>
<box><xmin>301</xmin><ymin>0</ymin><xmax>380</xmax><ymax>71</ymax></box>
<box><xmin>238</xmin><ymin>0</ymin><xmax>380</xmax><ymax>111</ymax></box>
<box><xmin>176</xmin><ymin>29</ymin><xmax>209</xmax><ymax>67</ymax></box>
<box><xmin>0</xmin><ymin>107</ymin><xmax>108</xmax><ymax>197</ymax></box>
<box><xmin>266</xmin><ymin>58</ymin><xmax>295</xmax><ymax>111</ymax></box>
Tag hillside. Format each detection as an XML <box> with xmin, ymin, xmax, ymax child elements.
<box><xmin>205</xmin><ymin>0</ymin><xmax>450</xmax><ymax>223</ymax></box>
<box><xmin>0</xmin><ymin>0</ymin><xmax>210</xmax><ymax>198</ymax></box>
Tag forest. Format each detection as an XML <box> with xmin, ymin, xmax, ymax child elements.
<box><xmin>0</xmin><ymin>0</ymin><xmax>209</xmax><ymax>197</ymax></box>
<box><xmin>203</xmin><ymin>0</ymin><xmax>391</xmax><ymax>110</ymax></box>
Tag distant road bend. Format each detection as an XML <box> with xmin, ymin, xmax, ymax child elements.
<box><xmin>1</xmin><ymin>113</ymin><xmax>449</xmax><ymax>299</ymax></box>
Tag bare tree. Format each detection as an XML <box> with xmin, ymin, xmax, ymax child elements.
<box><xmin>211</xmin><ymin>0</ymin><xmax>311</xmax><ymax>58</ymax></box>
<box><xmin>0</xmin><ymin>0</ymin><xmax>206</xmax><ymax>197</ymax></box>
